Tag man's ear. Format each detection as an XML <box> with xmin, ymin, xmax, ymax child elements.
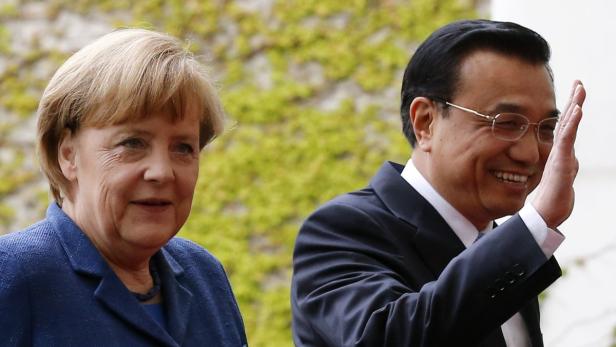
<box><xmin>409</xmin><ymin>97</ymin><xmax>439</xmax><ymax>152</ymax></box>
<box><xmin>58</xmin><ymin>130</ymin><xmax>78</xmax><ymax>182</ymax></box>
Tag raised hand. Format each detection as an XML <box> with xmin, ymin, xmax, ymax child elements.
<box><xmin>532</xmin><ymin>80</ymin><xmax>587</xmax><ymax>229</ymax></box>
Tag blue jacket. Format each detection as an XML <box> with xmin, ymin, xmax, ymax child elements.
<box><xmin>292</xmin><ymin>161</ymin><xmax>561</xmax><ymax>346</ymax></box>
<box><xmin>0</xmin><ymin>203</ymin><xmax>248</xmax><ymax>347</ymax></box>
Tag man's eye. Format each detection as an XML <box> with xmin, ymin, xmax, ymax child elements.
<box><xmin>539</xmin><ymin>119</ymin><xmax>558</xmax><ymax>132</ymax></box>
<box><xmin>119</xmin><ymin>138</ymin><xmax>146</xmax><ymax>149</ymax></box>
<box><xmin>494</xmin><ymin>120</ymin><xmax>525</xmax><ymax>131</ymax></box>
<box><xmin>540</xmin><ymin>125</ymin><xmax>556</xmax><ymax>132</ymax></box>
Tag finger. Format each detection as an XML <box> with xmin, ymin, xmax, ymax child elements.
<box><xmin>556</xmin><ymin>104</ymin><xmax>583</xmax><ymax>151</ymax></box>
<box><xmin>564</xmin><ymin>80</ymin><xmax>582</xmax><ymax>117</ymax></box>
<box><xmin>561</xmin><ymin>80</ymin><xmax>582</xmax><ymax>117</ymax></box>
<box><xmin>569</xmin><ymin>84</ymin><xmax>587</xmax><ymax>113</ymax></box>
<box><xmin>563</xmin><ymin>84</ymin><xmax>584</xmax><ymax>121</ymax></box>
<box><xmin>557</xmin><ymin>84</ymin><xmax>586</xmax><ymax>137</ymax></box>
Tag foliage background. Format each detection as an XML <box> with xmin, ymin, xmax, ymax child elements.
<box><xmin>0</xmin><ymin>0</ymin><xmax>477</xmax><ymax>345</ymax></box>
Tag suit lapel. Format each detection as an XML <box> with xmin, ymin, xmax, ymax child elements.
<box><xmin>479</xmin><ymin>328</ymin><xmax>507</xmax><ymax>347</ymax></box>
<box><xmin>370</xmin><ymin>161</ymin><xmax>466</xmax><ymax>277</ymax></box>
<box><xmin>48</xmin><ymin>203</ymin><xmax>181</xmax><ymax>347</ymax></box>
<box><xmin>519</xmin><ymin>298</ymin><xmax>544</xmax><ymax>347</ymax></box>
<box><xmin>157</xmin><ymin>249</ymin><xmax>194</xmax><ymax>344</ymax></box>
<box><xmin>94</xmin><ymin>273</ymin><xmax>178</xmax><ymax>346</ymax></box>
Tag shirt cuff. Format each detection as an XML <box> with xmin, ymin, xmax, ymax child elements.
<box><xmin>518</xmin><ymin>203</ymin><xmax>565</xmax><ymax>258</ymax></box>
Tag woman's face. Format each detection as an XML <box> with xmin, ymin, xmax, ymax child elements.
<box><xmin>59</xmin><ymin>110</ymin><xmax>200</xmax><ymax>262</ymax></box>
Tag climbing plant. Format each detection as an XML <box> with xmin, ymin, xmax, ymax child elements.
<box><xmin>0</xmin><ymin>1</ymin><xmax>476</xmax><ymax>345</ymax></box>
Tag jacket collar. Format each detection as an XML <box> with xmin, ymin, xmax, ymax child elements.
<box><xmin>369</xmin><ymin>161</ymin><xmax>466</xmax><ymax>277</ymax></box>
<box><xmin>47</xmin><ymin>203</ymin><xmax>193</xmax><ymax>346</ymax></box>
<box><xmin>47</xmin><ymin>203</ymin><xmax>109</xmax><ymax>276</ymax></box>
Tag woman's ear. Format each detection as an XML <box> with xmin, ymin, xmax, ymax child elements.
<box><xmin>58</xmin><ymin>130</ymin><xmax>78</xmax><ymax>182</ymax></box>
<box><xmin>409</xmin><ymin>97</ymin><xmax>439</xmax><ymax>152</ymax></box>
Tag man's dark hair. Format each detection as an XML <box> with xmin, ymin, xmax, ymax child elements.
<box><xmin>400</xmin><ymin>19</ymin><xmax>552</xmax><ymax>147</ymax></box>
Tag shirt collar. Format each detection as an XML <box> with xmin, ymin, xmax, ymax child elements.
<box><xmin>400</xmin><ymin>158</ymin><xmax>492</xmax><ymax>248</ymax></box>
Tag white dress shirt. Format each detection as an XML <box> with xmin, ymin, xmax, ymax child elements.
<box><xmin>400</xmin><ymin>158</ymin><xmax>565</xmax><ymax>347</ymax></box>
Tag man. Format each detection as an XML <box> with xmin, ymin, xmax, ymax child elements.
<box><xmin>291</xmin><ymin>20</ymin><xmax>586</xmax><ymax>346</ymax></box>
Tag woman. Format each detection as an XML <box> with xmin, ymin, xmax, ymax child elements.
<box><xmin>0</xmin><ymin>29</ymin><xmax>247</xmax><ymax>346</ymax></box>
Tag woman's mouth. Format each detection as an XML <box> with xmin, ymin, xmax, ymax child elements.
<box><xmin>130</xmin><ymin>198</ymin><xmax>173</xmax><ymax>212</ymax></box>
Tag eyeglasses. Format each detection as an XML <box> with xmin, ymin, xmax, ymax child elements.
<box><xmin>443</xmin><ymin>101</ymin><xmax>559</xmax><ymax>144</ymax></box>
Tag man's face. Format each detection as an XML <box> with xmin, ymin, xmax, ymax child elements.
<box><xmin>427</xmin><ymin>50</ymin><xmax>557</xmax><ymax>228</ymax></box>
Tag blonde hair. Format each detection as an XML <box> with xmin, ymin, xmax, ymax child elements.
<box><xmin>37</xmin><ymin>28</ymin><xmax>224</xmax><ymax>204</ymax></box>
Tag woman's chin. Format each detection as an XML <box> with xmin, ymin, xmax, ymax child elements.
<box><xmin>121</xmin><ymin>224</ymin><xmax>179</xmax><ymax>250</ymax></box>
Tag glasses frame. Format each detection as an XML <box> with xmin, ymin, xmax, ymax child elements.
<box><xmin>443</xmin><ymin>101</ymin><xmax>559</xmax><ymax>144</ymax></box>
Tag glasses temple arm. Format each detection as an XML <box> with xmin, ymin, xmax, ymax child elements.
<box><xmin>444</xmin><ymin>101</ymin><xmax>493</xmax><ymax>121</ymax></box>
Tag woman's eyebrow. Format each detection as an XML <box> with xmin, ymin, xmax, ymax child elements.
<box><xmin>113</xmin><ymin>127</ymin><xmax>151</xmax><ymax>136</ymax></box>
<box><xmin>172</xmin><ymin>134</ymin><xmax>199</xmax><ymax>142</ymax></box>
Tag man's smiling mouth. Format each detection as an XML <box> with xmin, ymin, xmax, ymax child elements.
<box><xmin>492</xmin><ymin>170</ymin><xmax>529</xmax><ymax>183</ymax></box>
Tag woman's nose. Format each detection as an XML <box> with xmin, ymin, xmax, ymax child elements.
<box><xmin>143</xmin><ymin>150</ymin><xmax>174</xmax><ymax>183</ymax></box>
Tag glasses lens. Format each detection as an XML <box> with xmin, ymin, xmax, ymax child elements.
<box><xmin>492</xmin><ymin>113</ymin><xmax>528</xmax><ymax>141</ymax></box>
<box><xmin>537</xmin><ymin>117</ymin><xmax>558</xmax><ymax>143</ymax></box>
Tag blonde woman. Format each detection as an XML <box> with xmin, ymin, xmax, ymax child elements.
<box><xmin>0</xmin><ymin>29</ymin><xmax>247</xmax><ymax>347</ymax></box>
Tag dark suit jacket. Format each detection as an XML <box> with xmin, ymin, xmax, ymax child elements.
<box><xmin>292</xmin><ymin>161</ymin><xmax>561</xmax><ymax>346</ymax></box>
<box><xmin>0</xmin><ymin>203</ymin><xmax>247</xmax><ymax>347</ymax></box>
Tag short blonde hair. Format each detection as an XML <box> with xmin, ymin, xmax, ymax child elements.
<box><xmin>36</xmin><ymin>28</ymin><xmax>224</xmax><ymax>204</ymax></box>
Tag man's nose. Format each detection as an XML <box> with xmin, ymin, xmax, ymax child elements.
<box><xmin>508</xmin><ymin>127</ymin><xmax>541</xmax><ymax>165</ymax></box>
<box><xmin>143</xmin><ymin>149</ymin><xmax>175</xmax><ymax>183</ymax></box>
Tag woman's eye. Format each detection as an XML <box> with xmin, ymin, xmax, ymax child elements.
<box><xmin>175</xmin><ymin>143</ymin><xmax>195</xmax><ymax>155</ymax></box>
<box><xmin>119</xmin><ymin>137</ymin><xmax>146</xmax><ymax>149</ymax></box>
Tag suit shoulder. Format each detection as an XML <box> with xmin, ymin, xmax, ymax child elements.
<box><xmin>164</xmin><ymin>237</ymin><xmax>224</xmax><ymax>272</ymax></box>
<box><xmin>0</xmin><ymin>220</ymin><xmax>59</xmax><ymax>291</ymax></box>
<box><xmin>302</xmin><ymin>184</ymin><xmax>398</xmax><ymax>239</ymax></box>
<box><xmin>0</xmin><ymin>219</ymin><xmax>58</xmax><ymax>261</ymax></box>
<box><xmin>311</xmin><ymin>186</ymin><xmax>386</xmax><ymax>219</ymax></box>
<box><xmin>162</xmin><ymin>238</ymin><xmax>239</xmax><ymax>307</ymax></box>
<box><xmin>298</xmin><ymin>186</ymin><xmax>403</xmax><ymax>252</ymax></box>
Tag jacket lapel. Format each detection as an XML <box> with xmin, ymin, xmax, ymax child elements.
<box><xmin>478</xmin><ymin>328</ymin><xmax>508</xmax><ymax>347</ymax></box>
<box><xmin>519</xmin><ymin>298</ymin><xmax>544</xmax><ymax>347</ymax></box>
<box><xmin>157</xmin><ymin>248</ymin><xmax>194</xmax><ymax>344</ymax></box>
<box><xmin>94</xmin><ymin>273</ymin><xmax>178</xmax><ymax>346</ymax></box>
<box><xmin>48</xmin><ymin>203</ymin><xmax>182</xmax><ymax>347</ymax></box>
<box><xmin>370</xmin><ymin>161</ymin><xmax>466</xmax><ymax>277</ymax></box>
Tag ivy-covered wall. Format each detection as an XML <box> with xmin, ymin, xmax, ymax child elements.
<box><xmin>0</xmin><ymin>1</ymin><xmax>476</xmax><ymax>345</ymax></box>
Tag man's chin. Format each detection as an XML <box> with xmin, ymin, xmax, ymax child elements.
<box><xmin>488</xmin><ymin>200</ymin><xmax>526</xmax><ymax>220</ymax></box>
